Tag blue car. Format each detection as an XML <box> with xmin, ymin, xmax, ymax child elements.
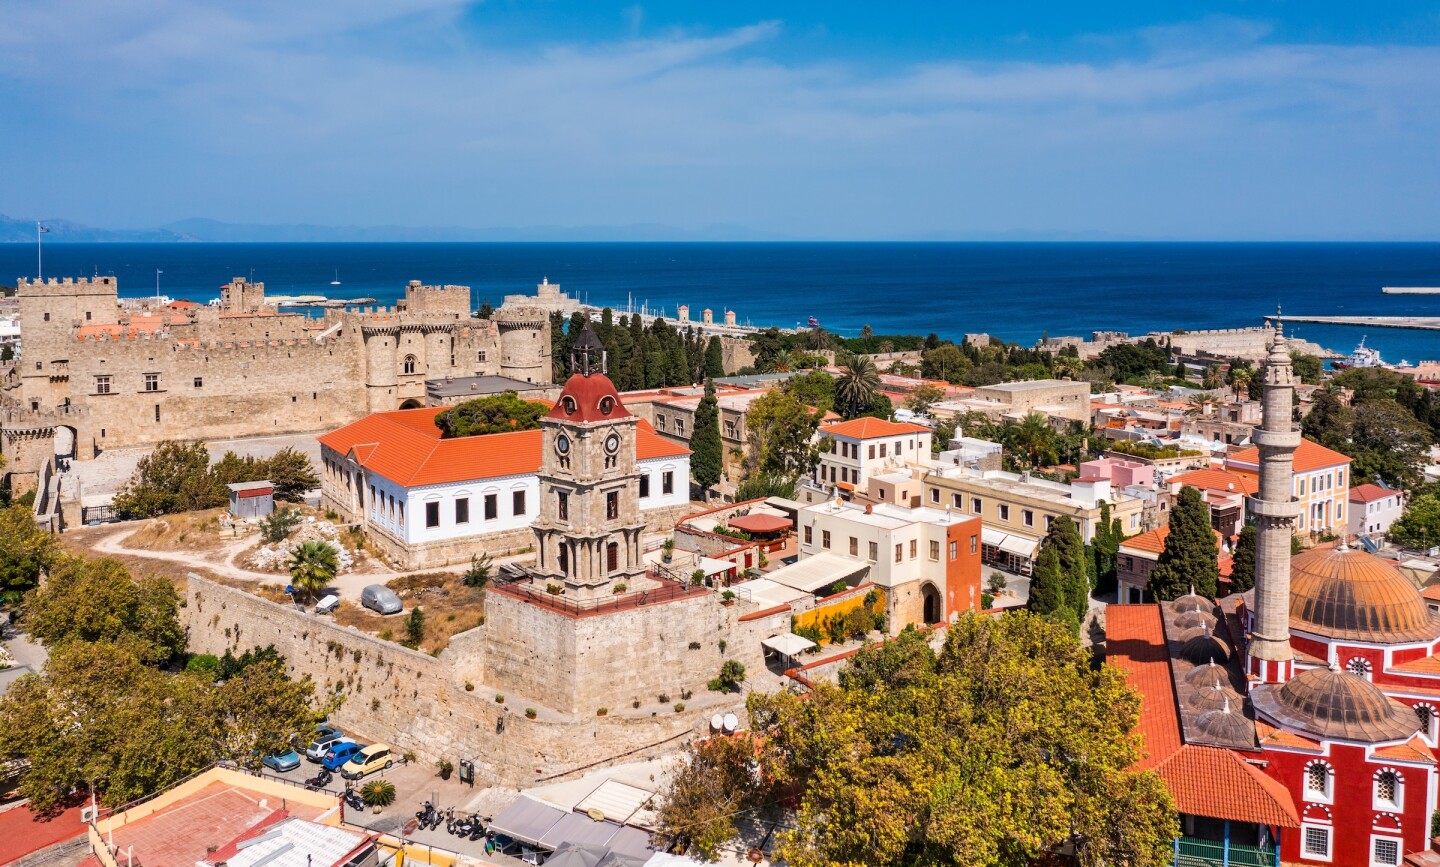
<box><xmin>262</xmin><ymin>749</ymin><xmax>302</xmax><ymax>773</ymax></box>
<box><xmin>322</xmin><ymin>741</ymin><xmax>364</xmax><ymax>772</ymax></box>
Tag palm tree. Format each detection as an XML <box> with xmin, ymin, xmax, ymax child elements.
<box><xmin>836</xmin><ymin>356</ymin><xmax>881</xmax><ymax>418</ymax></box>
<box><xmin>1184</xmin><ymin>393</ymin><xmax>1215</xmax><ymax>418</ymax></box>
<box><xmin>288</xmin><ymin>540</ymin><xmax>338</xmax><ymax>603</ymax></box>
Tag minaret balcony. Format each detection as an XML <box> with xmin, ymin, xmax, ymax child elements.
<box><xmin>1247</xmin><ymin>497</ymin><xmax>1301</xmax><ymax>519</ymax></box>
<box><xmin>1250</xmin><ymin>427</ymin><xmax>1301</xmax><ymax>448</ymax></box>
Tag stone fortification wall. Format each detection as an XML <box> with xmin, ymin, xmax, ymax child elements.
<box><xmin>184</xmin><ymin>576</ymin><xmax>741</xmax><ymax>785</ymax></box>
<box><xmin>718</xmin><ymin>337</ymin><xmax>755</xmax><ymax>375</ymax></box>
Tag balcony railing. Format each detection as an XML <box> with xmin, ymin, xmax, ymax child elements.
<box><xmin>1174</xmin><ymin>836</ymin><xmax>1277</xmax><ymax>867</ymax></box>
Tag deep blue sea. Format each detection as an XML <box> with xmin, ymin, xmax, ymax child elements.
<box><xmin>4</xmin><ymin>242</ymin><xmax>1439</xmax><ymax>362</ymax></box>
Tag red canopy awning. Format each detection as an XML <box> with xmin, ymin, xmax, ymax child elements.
<box><xmin>727</xmin><ymin>513</ymin><xmax>792</xmax><ymax>535</ymax></box>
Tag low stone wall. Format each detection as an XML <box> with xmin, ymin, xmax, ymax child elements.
<box><xmin>364</xmin><ymin>521</ymin><xmax>536</xmax><ymax>570</ymax></box>
<box><xmin>183</xmin><ymin>576</ymin><xmax>772</xmax><ymax>786</ymax></box>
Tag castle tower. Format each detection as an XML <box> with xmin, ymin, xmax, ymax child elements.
<box><xmin>16</xmin><ymin>276</ymin><xmax>120</xmax><ymax>411</ymax></box>
<box><xmin>219</xmin><ymin>277</ymin><xmax>266</xmax><ymax>313</ymax></box>
<box><xmin>530</xmin><ymin>324</ymin><xmax>647</xmax><ymax>599</ymax></box>
<box><xmin>1246</xmin><ymin>322</ymin><xmax>1302</xmax><ymax>684</ymax></box>
<box><xmin>494</xmin><ymin>304</ymin><xmax>551</xmax><ymax>385</ymax></box>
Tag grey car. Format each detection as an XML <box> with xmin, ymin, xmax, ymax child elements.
<box><xmin>360</xmin><ymin>584</ymin><xmax>402</xmax><ymax>615</ymax></box>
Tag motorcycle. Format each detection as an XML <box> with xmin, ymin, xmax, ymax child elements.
<box><xmin>343</xmin><ymin>786</ymin><xmax>365</xmax><ymax>813</ymax></box>
<box><xmin>304</xmin><ymin>768</ymin><xmax>333</xmax><ymax>790</ymax></box>
<box><xmin>453</xmin><ymin>813</ymin><xmax>476</xmax><ymax>838</ymax></box>
<box><xmin>445</xmin><ymin>807</ymin><xmax>457</xmax><ymax>835</ymax></box>
<box><xmin>468</xmin><ymin>815</ymin><xmax>486</xmax><ymax>841</ymax></box>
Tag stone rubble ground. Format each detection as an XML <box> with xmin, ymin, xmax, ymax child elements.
<box><xmin>0</xmin><ymin>643</ymin><xmax>15</xmax><ymax>669</ymax></box>
<box><xmin>245</xmin><ymin>516</ymin><xmax>356</xmax><ymax>573</ymax></box>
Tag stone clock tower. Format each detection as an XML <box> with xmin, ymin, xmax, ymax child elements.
<box><xmin>530</xmin><ymin>324</ymin><xmax>649</xmax><ymax>599</ymax></box>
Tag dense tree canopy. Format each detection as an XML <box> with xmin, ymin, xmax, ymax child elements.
<box><xmin>112</xmin><ymin>441</ymin><xmax>319</xmax><ymax>518</ymax></box>
<box><xmin>1229</xmin><ymin>525</ymin><xmax>1257</xmax><ymax>593</ymax></box>
<box><xmin>1028</xmin><ymin>516</ymin><xmax>1090</xmax><ymax>633</ymax></box>
<box><xmin>1391</xmin><ymin>494</ymin><xmax>1440</xmax><ymax>550</ymax></box>
<box><xmin>435</xmin><ymin>391</ymin><xmax>549</xmax><ymax>438</ymax></box>
<box><xmin>1148</xmin><ymin>486</ymin><xmax>1219</xmax><ymax>600</ymax></box>
<box><xmin>654</xmin><ymin>616</ymin><xmax>1178</xmax><ymax>866</ymax></box>
<box><xmin>24</xmin><ymin>557</ymin><xmax>186</xmax><ymax>663</ymax></box>
<box><xmin>743</xmin><ymin>389</ymin><xmax>826</xmax><ymax>489</ymax></box>
<box><xmin>1303</xmin><ymin>390</ymin><xmax>1434</xmax><ymax>489</ymax></box>
<box><xmin>0</xmin><ymin>504</ymin><xmax>60</xmax><ymax>606</ymax></box>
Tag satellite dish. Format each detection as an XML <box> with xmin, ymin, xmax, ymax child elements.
<box><xmin>723</xmin><ymin>713</ymin><xmax>738</xmax><ymax>733</ymax></box>
<box><xmin>710</xmin><ymin>714</ymin><xmax>724</xmax><ymax>731</ymax></box>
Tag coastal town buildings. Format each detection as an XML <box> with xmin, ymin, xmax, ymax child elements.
<box><xmin>937</xmin><ymin>378</ymin><xmax>1091</xmax><ymax>424</ymax></box>
<box><xmin>1225</xmin><ymin>439</ymin><xmax>1352</xmax><ymax>538</ymax></box>
<box><xmin>1106</xmin><ymin>326</ymin><xmax>1440</xmax><ymax>867</ymax></box>
<box><xmin>1115</xmin><ymin>525</ymin><xmax>1235</xmax><ymax>605</ymax></box>
<box><xmin>806</xmin><ymin>417</ymin><xmax>933</xmax><ymax>500</ymax></box>
<box><xmin>622</xmin><ymin>384</ymin><xmax>781</xmax><ymax>496</ymax></box>
<box><xmin>1350</xmin><ymin>483</ymin><xmax>1405</xmax><ymax>540</ymax></box>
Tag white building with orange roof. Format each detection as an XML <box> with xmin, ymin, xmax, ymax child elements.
<box><xmin>1349</xmin><ymin>482</ymin><xmax>1404</xmax><ymax>539</ymax></box>
<box><xmin>1226</xmin><ymin>438</ymin><xmax>1352</xmax><ymax>537</ymax></box>
<box><xmin>806</xmin><ymin>416</ymin><xmax>933</xmax><ymax>501</ymax></box>
<box><xmin>319</xmin><ymin>404</ymin><xmax>690</xmax><ymax>569</ymax></box>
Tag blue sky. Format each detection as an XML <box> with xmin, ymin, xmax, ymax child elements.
<box><xmin>2</xmin><ymin>1</ymin><xmax>1438</xmax><ymax>239</ymax></box>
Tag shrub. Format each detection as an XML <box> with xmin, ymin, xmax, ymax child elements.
<box><xmin>688</xmin><ymin>641</ymin><xmax>702</xmax><ymax>650</ymax></box>
<box><xmin>674</xmin><ymin>703</ymin><xmax>685</xmax><ymax>713</ymax></box>
<box><xmin>436</xmin><ymin>759</ymin><xmax>453</xmax><ymax>778</ymax></box>
<box><xmin>987</xmin><ymin>571</ymin><xmax>1008</xmax><ymax>593</ymax></box>
<box><xmin>597</xmin><ymin>707</ymin><xmax>608</xmax><ymax>716</ymax></box>
<box><xmin>718</xmin><ymin>639</ymin><xmax>727</xmax><ymax>653</ymax></box>
<box><xmin>524</xmin><ymin>707</ymin><xmax>537</xmax><ymax>718</ymax></box>
<box><xmin>863</xmin><ymin>589</ymin><xmax>880</xmax><ymax>609</ymax></box>
<box><xmin>185</xmin><ymin>654</ymin><xmax>219</xmax><ymax>674</ymax></box>
<box><xmin>325</xmin><ymin>509</ymin><xmax>340</xmax><ymax>521</ymax></box>
<box><xmin>707</xmin><ymin>660</ymin><xmax>746</xmax><ymax>693</ymax></box>
<box><xmin>613</xmin><ymin>583</ymin><xmax>628</xmax><ymax>594</ymax></box>
<box><xmin>259</xmin><ymin>507</ymin><xmax>302</xmax><ymax>543</ymax></box>
<box><xmin>401</xmin><ymin>607</ymin><xmax>425</xmax><ymax>650</ymax></box>
<box><xmin>632</xmin><ymin>699</ymin><xmax>641</xmax><ymax>708</ymax></box>
<box><xmin>496</xmin><ymin>693</ymin><xmax>505</xmax><ymax>703</ymax></box>
<box><xmin>379</xmin><ymin>630</ymin><xmax>392</xmax><ymax>641</ymax></box>
<box><xmin>360</xmin><ymin>779</ymin><xmax>396</xmax><ymax>808</ymax></box>
<box><xmin>463</xmin><ymin>552</ymin><xmax>493</xmax><ymax>589</ymax></box>
<box><xmin>828</xmin><ymin>580</ymin><xmax>848</xmax><ymax>596</ymax></box>
<box><xmin>690</xmin><ymin>570</ymin><xmax>706</xmax><ymax>586</ymax></box>
<box><xmin>464</xmin><ymin>681</ymin><xmax>474</xmax><ymax>691</ymax></box>
<box><xmin>545</xmin><ymin>583</ymin><xmax>564</xmax><ymax>595</ymax></box>
<box><xmin>982</xmin><ymin>591</ymin><xmax>995</xmax><ymax>609</ymax></box>
<box><xmin>721</xmin><ymin>590</ymin><xmax>736</xmax><ymax>602</ymax></box>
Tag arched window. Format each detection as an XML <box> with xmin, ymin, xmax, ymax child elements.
<box><xmin>1304</xmin><ymin>763</ymin><xmax>1329</xmax><ymax>799</ymax></box>
<box><xmin>1347</xmin><ymin>657</ymin><xmax>1372</xmax><ymax>679</ymax></box>
<box><xmin>403</xmin><ymin>354</ymin><xmax>417</xmax><ymax>375</ymax></box>
<box><xmin>607</xmin><ymin>542</ymin><xmax>619</xmax><ymax>573</ymax></box>
<box><xmin>1375</xmin><ymin>770</ymin><xmax>1401</xmax><ymax>810</ymax></box>
<box><xmin>1417</xmin><ymin>703</ymin><xmax>1436</xmax><ymax>739</ymax></box>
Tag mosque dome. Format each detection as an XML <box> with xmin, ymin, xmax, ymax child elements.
<box><xmin>1188</xmin><ymin>683</ymin><xmax>1244</xmax><ymax>713</ymax></box>
<box><xmin>1252</xmin><ymin>664</ymin><xmax>1420</xmax><ymax>742</ymax></box>
<box><xmin>1184</xmin><ymin>660</ymin><xmax>1231</xmax><ymax>690</ymax></box>
<box><xmin>1179</xmin><ymin>631</ymin><xmax>1230</xmax><ymax>666</ymax></box>
<box><xmin>1175</xmin><ymin>593</ymin><xmax>1211</xmax><ymax>614</ymax></box>
<box><xmin>1290</xmin><ymin>543</ymin><xmax>1440</xmax><ymax>644</ymax></box>
<box><xmin>1175</xmin><ymin>610</ymin><xmax>1217</xmax><ymax>631</ymax></box>
<box><xmin>1194</xmin><ymin>698</ymin><xmax>1253</xmax><ymax>743</ymax></box>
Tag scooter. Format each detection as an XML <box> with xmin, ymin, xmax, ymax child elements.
<box><xmin>416</xmin><ymin>800</ymin><xmax>436</xmax><ymax>829</ymax></box>
<box><xmin>468</xmin><ymin>815</ymin><xmax>486</xmax><ymax>841</ymax></box>
<box><xmin>445</xmin><ymin>807</ymin><xmax>457</xmax><ymax>835</ymax></box>
<box><xmin>343</xmin><ymin>786</ymin><xmax>365</xmax><ymax>813</ymax></box>
<box><xmin>305</xmin><ymin>768</ymin><xmax>333</xmax><ymax>790</ymax></box>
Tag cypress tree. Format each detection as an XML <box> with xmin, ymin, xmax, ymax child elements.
<box><xmin>705</xmin><ymin>336</ymin><xmax>726</xmax><ymax>379</ymax></box>
<box><xmin>1230</xmin><ymin>525</ymin><xmax>1257</xmax><ymax>593</ymax></box>
<box><xmin>691</xmin><ymin>379</ymin><xmax>723</xmax><ymax>491</ymax></box>
<box><xmin>1027</xmin><ymin>545</ymin><xmax>1067</xmax><ymax>618</ymax></box>
<box><xmin>1147</xmin><ymin>486</ymin><xmax>1219</xmax><ymax>600</ymax></box>
<box><xmin>1047</xmin><ymin>515</ymin><xmax>1091</xmax><ymax>622</ymax></box>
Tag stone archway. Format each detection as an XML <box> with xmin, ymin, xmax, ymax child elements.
<box><xmin>399</xmin><ymin>399</ymin><xmax>423</xmax><ymax>410</ymax></box>
<box><xmin>921</xmin><ymin>581</ymin><xmax>942</xmax><ymax>625</ymax></box>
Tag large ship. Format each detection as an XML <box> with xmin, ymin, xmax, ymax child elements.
<box><xmin>1332</xmin><ymin>336</ymin><xmax>1384</xmax><ymax>370</ymax></box>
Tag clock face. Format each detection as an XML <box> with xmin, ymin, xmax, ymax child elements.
<box><xmin>605</xmin><ymin>433</ymin><xmax>620</xmax><ymax>454</ymax></box>
<box><xmin>556</xmin><ymin>434</ymin><xmax>571</xmax><ymax>455</ymax></box>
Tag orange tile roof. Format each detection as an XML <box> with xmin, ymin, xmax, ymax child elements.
<box><xmin>1226</xmin><ymin>438</ymin><xmax>1351</xmax><ymax>473</ymax></box>
<box><xmin>1254</xmin><ymin>718</ymin><xmax>1324</xmax><ymax>752</ymax></box>
<box><xmin>1349</xmin><ymin>483</ymin><xmax>1399</xmax><ymax>504</ymax></box>
<box><xmin>1170</xmin><ymin>468</ymin><xmax>1259</xmax><ymax>496</ymax></box>
<box><xmin>319</xmin><ymin>409</ymin><xmax>686</xmax><ymax>486</ymax></box>
<box><xmin>1104</xmin><ymin>604</ymin><xmax>1182</xmax><ymax>770</ymax></box>
<box><xmin>1390</xmin><ymin>655</ymin><xmax>1440</xmax><ymax>675</ymax></box>
<box><xmin>820</xmin><ymin>417</ymin><xmax>931</xmax><ymax>439</ymax></box>
<box><xmin>1152</xmin><ymin>745</ymin><xmax>1300</xmax><ymax>827</ymax></box>
<box><xmin>1372</xmin><ymin>735</ymin><xmax>1438</xmax><ymax>765</ymax></box>
<box><xmin>1422</xmin><ymin>585</ymin><xmax>1440</xmax><ymax>603</ymax></box>
<box><xmin>1120</xmin><ymin>526</ymin><xmax>1228</xmax><ymax>559</ymax></box>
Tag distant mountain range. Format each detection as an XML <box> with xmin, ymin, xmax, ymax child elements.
<box><xmin>0</xmin><ymin>213</ymin><xmax>795</xmax><ymax>243</ymax></box>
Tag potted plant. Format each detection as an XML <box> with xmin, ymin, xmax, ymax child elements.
<box><xmin>597</xmin><ymin>707</ymin><xmax>608</xmax><ymax>717</ymax></box>
<box><xmin>361</xmin><ymin>779</ymin><xmax>396</xmax><ymax>814</ymax></box>
<box><xmin>495</xmin><ymin>693</ymin><xmax>505</xmax><ymax>703</ymax></box>
<box><xmin>662</xmin><ymin>538</ymin><xmax>675</xmax><ymax>563</ymax></box>
<box><xmin>721</xmin><ymin>590</ymin><xmax>736</xmax><ymax>607</ymax></box>
<box><xmin>525</xmin><ymin>707</ymin><xmax>538</xmax><ymax>719</ymax></box>
<box><xmin>437</xmin><ymin>759</ymin><xmax>454</xmax><ymax>780</ymax></box>
<box><xmin>691</xmin><ymin>569</ymin><xmax>705</xmax><ymax>587</ymax></box>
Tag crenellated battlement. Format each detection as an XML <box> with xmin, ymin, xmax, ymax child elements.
<box><xmin>17</xmin><ymin>275</ymin><xmax>118</xmax><ymax>294</ymax></box>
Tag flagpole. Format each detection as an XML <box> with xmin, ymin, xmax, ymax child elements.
<box><xmin>36</xmin><ymin>222</ymin><xmax>42</xmax><ymax>281</ymax></box>
<box><xmin>155</xmin><ymin>269</ymin><xmax>162</xmax><ymax>305</ymax></box>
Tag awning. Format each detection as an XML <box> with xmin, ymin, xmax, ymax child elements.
<box><xmin>762</xmin><ymin>633</ymin><xmax>818</xmax><ymax>657</ymax></box>
<box><xmin>998</xmin><ymin>535</ymin><xmax>1039</xmax><ymax>558</ymax></box>
<box><xmin>544</xmin><ymin>843</ymin><xmax>609</xmax><ymax>867</ymax></box>
<box><xmin>727</xmin><ymin>513</ymin><xmax>792</xmax><ymax>534</ymax></box>
<box><xmin>489</xmin><ymin>796</ymin><xmax>567</xmax><ymax>847</ymax></box>
<box><xmin>537</xmin><ymin>811</ymin><xmax>622</xmax><ymax>851</ymax></box>
<box><xmin>573</xmin><ymin>780</ymin><xmax>656</xmax><ymax>826</ymax></box>
<box><xmin>765</xmin><ymin>552</ymin><xmax>870</xmax><ymax>593</ymax></box>
<box><xmin>730</xmin><ymin>578</ymin><xmax>809</xmax><ymax>609</ymax></box>
<box><xmin>603</xmin><ymin>826</ymin><xmax>659</xmax><ymax>861</ymax></box>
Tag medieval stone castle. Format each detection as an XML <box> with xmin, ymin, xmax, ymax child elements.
<box><xmin>1</xmin><ymin>275</ymin><xmax>553</xmax><ymax>483</ymax></box>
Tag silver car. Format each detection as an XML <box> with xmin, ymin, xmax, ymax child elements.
<box><xmin>360</xmin><ymin>584</ymin><xmax>402</xmax><ymax>615</ymax></box>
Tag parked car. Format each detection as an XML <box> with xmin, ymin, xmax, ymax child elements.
<box><xmin>322</xmin><ymin>741</ymin><xmax>366</xmax><ymax>772</ymax></box>
<box><xmin>262</xmin><ymin>749</ymin><xmax>302</xmax><ymax>773</ymax></box>
<box><xmin>306</xmin><ymin>728</ymin><xmax>349</xmax><ymax>761</ymax></box>
<box><xmin>340</xmin><ymin>743</ymin><xmax>394</xmax><ymax>779</ymax></box>
<box><xmin>361</xmin><ymin>584</ymin><xmax>402</xmax><ymax>615</ymax></box>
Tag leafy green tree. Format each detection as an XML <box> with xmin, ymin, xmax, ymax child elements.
<box><xmin>904</xmin><ymin>383</ymin><xmax>946</xmax><ymax>414</ymax></box>
<box><xmin>744</xmin><ymin>389</ymin><xmax>825</xmax><ymax>483</ymax></box>
<box><xmin>702</xmin><ymin>612</ymin><xmax>1178</xmax><ymax>867</ymax></box>
<box><xmin>1230</xmin><ymin>525</ymin><xmax>1257</xmax><ymax>593</ymax></box>
<box><xmin>216</xmin><ymin>644</ymin><xmax>286</xmax><ymax>680</ymax></box>
<box><xmin>217</xmin><ymin>659</ymin><xmax>324</xmax><ymax>769</ymax></box>
<box><xmin>258</xmin><ymin>448</ymin><xmax>320</xmax><ymax>501</ymax></box>
<box><xmin>23</xmin><ymin>558</ymin><xmax>184</xmax><ymax>663</ymax></box>
<box><xmin>1096</xmin><ymin>340</ymin><xmax>1171</xmax><ymax>383</ymax></box>
<box><xmin>477</xmin><ymin>299</ymin><xmax>493</xmax><ymax>319</ymax></box>
<box><xmin>691</xmin><ymin>379</ymin><xmax>723</xmax><ymax>490</ymax></box>
<box><xmin>463</xmin><ymin>552</ymin><xmax>493</xmax><ymax>589</ymax></box>
<box><xmin>287</xmin><ymin>540</ymin><xmax>338</xmax><ymax>603</ymax></box>
<box><xmin>435</xmin><ymin>392</ymin><xmax>549</xmax><ymax>438</ymax></box>
<box><xmin>1027</xmin><ymin>544</ymin><xmax>1067</xmax><ymax>620</ymax></box>
<box><xmin>1290</xmin><ymin>352</ymin><xmax>1323</xmax><ymax>384</ymax></box>
<box><xmin>259</xmin><ymin>506</ymin><xmax>301</xmax><ymax>543</ymax></box>
<box><xmin>0</xmin><ymin>504</ymin><xmax>59</xmax><ymax>606</ymax></box>
<box><xmin>403</xmin><ymin>606</ymin><xmax>426</xmax><ymax>649</ymax></box>
<box><xmin>112</xmin><ymin>440</ymin><xmax>216</xmax><ymax>518</ymax></box>
<box><xmin>706</xmin><ymin>659</ymin><xmax>746</xmax><ymax>693</ymax></box>
<box><xmin>652</xmin><ymin>733</ymin><xmax>772</xmax><ymax>861</ymax></box>
<box><xmin>921</xmin><ymin>343</ymin><xmax>969</xmax><ymax>383</ymax></box>
<box><xmin>735</xmin><ymin>473</ymin><xmax>799</xmax><ymax>501</ymax></box>
<box><xmin>1089</xmin><ymin>500</ymin><xmax>1124</xmax><ymax>595</ymax></box>
<box><xmin>1041</xmin><ymin>515</ymin><xmax>1091</xmax><ymax>624</ymax></box>
<box><xmin>1391</xmin><ymin>494</ymin><xmax>1440</xmax><ymax>549</ymax></box>
<box><xmin>1147</xmin><ymin>486</ymin><xmax>1218</xmax><ymax>600</ymax></box>
<box><xmin>835</xmin><ymin>356</ymin><xmax>882</xmax><ymax>419</ymax></box>
<box><xmin>1348</xmin><ymin>398</ymin><xmax>1432</xmax><ymax>489</ymax></box>
<box><xmin>781</xmin><ymin>369</ymin><xmax>836</xmax><ymax>414</ymax></box>
<box><xmin>704</xmin><ymin>335</ymin><xmax>726</xmax><ymax>379</ymax></box>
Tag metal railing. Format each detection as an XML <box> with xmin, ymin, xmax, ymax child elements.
<box><xmin>1174</xmin><ymin>836</ymin><xmax>1276</xmax><ymax>867</ymax></box>
<box><xmin>489</xmin><ymin>569</ymin><xmax>710</xmax><ymax>617</ymax></box>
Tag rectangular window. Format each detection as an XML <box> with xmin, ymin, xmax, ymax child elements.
<box><xmin>970</xmin><ymin>534</ymin><xmax>978</xmax><ymax>554</ymax></box>
<box><xmin>1298</xmin><ymin>477</ymin><xmax>1307</xmax><ymax>496</ymax></box>
<box><xmin>663</xmin><ymin>471</ymin><xmax>674</xmax><ymax>495</ymax></box>
<box><xmin>656</xmin><ymin>415</ymin><xmax>666</xmax><ymax>431</ymax></box>
<box><xmin>154</xmin><ymin>404</ymin><xmax>160</xmax><ymax>422</ymax></box>
<box><xmin>513</xmin><ymin>490</ymin><xmax>526</xmax><ymax>516</ymax></box>
<box><xmin>1022</xmin><ymin>509</ymin><xmax>1034</xmax><ymax>527</ymax></box>
<box><xmin>484</xmin><ymin>494</ymin><xmax>498</xmax><ymax>520</ymax></box>
<box><xmin>879</xmin><ymin>443</ymin><xmax>887</xmax><ymax>458</ymax></box>
<box><xmin>869</xmin><ymin>541</ymin><xmax>878</xmax><ymax>561</ymax></box>
<box><xmin>675</xmin><ymin>419</ymin><xmax>685</xmax><ymax>436</ymax></box>
<box><xmin>606</xmin><ymin>491</ymin><xmax>619</xmax><ymax>520</ymax></box>
<box><xmin>639</xmin><ymin>475</ymin><xmax>651</xmax><ymax>498</ymax></box>
<box><xmin>822</xmin><ymin>530</ymin><xmax>831</xmax><ymax>549</ymax></box>
<box><xmin>909</xmin><ymin>539</ymin><xmax>917</xmax><ymax>559</ymax></box>
<box><xmin>455</xmin><ymin>497</ymin><xmax>469</xmax><ymax>524</ymax></box>
<box><xmin>849</xmin><ymin>536</ymin><xmax>858</xmax><ymax>556</ymax></box>
<box><xmin>724</xmin><ymin>421</ymin><xmax>736</xmax><ymax>438</ymax></box>
<box><xmin>952</xmin><ymin>493</ymin><xmax>961</xmax><ymax>508</ymax></box>
<box><xmin>998</xmin><ymin>504</ymin><xmax>1010</xmax><ymax>521</ymax></box>
<box><xmin>607</xmin><ymin>543</ymin><xmax>619</xmax><ymax>573</ymax></box>
<box><xmin>143</xmin><ymin>373</ymin><xmax>159</xmax><ymax>392</ymax></box>
<box><xmin>425</xmin><ymin>501</ymin><xmax>440</xmax><ymax>528</ymax></box>
<box><xmin>949</xmin><ymin>541</ymin><xmax>958</xmax><ymax>560</ymax></box>
<box><xmin>95</xmin><ymin>375</ymin><xmax>112</xmax><ymax>394</ymax></box>
<box><xmin>895</xmin><ymin>543</ymin><xmax>903</xmax><ymax>564</ymax></box>
<box><xmin>869</xmin><ymin>444</ymin><xmax>876</xmax><ymax>459</ymax></box>
<box><xmin>972</xmin><ymin>497</ymin><xmax>982</xmax><ymax>514</ymax></box>
<box><xmin>558</xmin><ymin>491</ymin><xmax>569</xmax><ymax>520</ymax></box>
<box><xmin>193</xmin><ymin>377</ymin><xmax>203</xmax><ymax>388</ymax></box>
<box><xmin>477</xmin><ymin>350</ymin><xmax>487</xmax><ymax>362</ymax></box>
<box><xmin>1374</xmin><ymin>838</ymin><xmax>1398</xmax><ymax>866</ymax></box>
<box><xmin>804</xmin><ymin>525</ymin><xmax>813</xmax><ymax>544</ymax></box>
<box><xmin>930</xmin><ymin>540</ymin><xmax>940</xmax><ymax>561</ymax></box>
<box><xmin>930</xmin><ymin>488</ymin><xmax>940</xmax><ymax>503</ymax></box>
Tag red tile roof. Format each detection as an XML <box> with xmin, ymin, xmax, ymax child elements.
<box><xmin>1373</xmin><ymin>735</ymin><xmax>1438</xmax><ymax>765</ymax></box>
<box><xmin>1152</xmin><ymin>745</ymin><xmax>1300</xmax><ymax>827</ymax></box>
<box><xmin>1349</xmin><ymin>483</ymin><xmax>1399</xmax><ymax>504</ymax></box>
<box><xmin>1104</xmin><ymin>604</ymin><xmax>1182</xmax><ymax>770</ymax></box>
<box><xmin>548</xmin><ymin>373</ymin><xmax>630</xmax><ymax>423</ymax></box>
<box><xmin>0</xmin><ymin>802</ymin><xmax>87</xmax><ymax>864</ymax></box>
<box><xmin>1170</xmin><ymin>468</ymin><xmax>1259</xmax><ymax>496</ymax></box>
<box><xmin>319</xmin><ymin>408</ymin><xmax>686</xmax><ymax>487</ymax></box>
<box><xmin>1226</xmin><ymin>438</ymin><xmax>1351</xmax><ymax>474</ymax></box>
<box><xmin>819</xmin><ymin>417</ymin><xmax>931</xmax><ymax>439</ymax></box>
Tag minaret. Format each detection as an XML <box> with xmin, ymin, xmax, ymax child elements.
<box><xmin>1246</xmin><ymin>320</ymin><xmax>1302</xmax><ymax>684</ymax></box>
